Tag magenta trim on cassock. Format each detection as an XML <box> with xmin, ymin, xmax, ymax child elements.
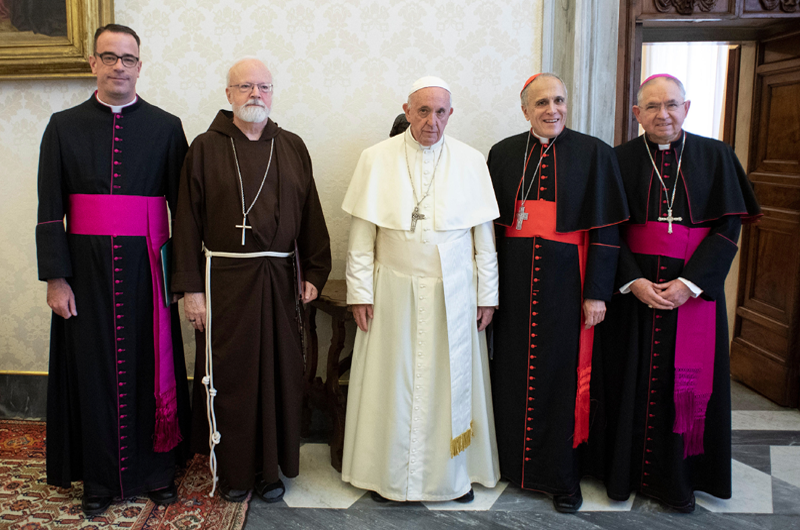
<box><xmin>67</xmin><ymin>193</ymin><xmax>181</xmax><ymax>452</ymax></box>
<box><xmin>625</xmin><ymin>221</ymin><xmax>715</xmax><ymax>458</ymax></box>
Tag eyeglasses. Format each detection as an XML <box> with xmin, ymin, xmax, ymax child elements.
<box><xmin>642</xmin><ymin>102</ymin><xmax>685</xmax><ymax>114</ymax></box>
<box><xmin>95</xmin><ymin>52</ymin><xmax>139</xmax><ymax>68</ymax></box>
<box><xmin>229</xmin><ymin>83</ymin><xmax>273</xmax><ymax>94</ymax></box>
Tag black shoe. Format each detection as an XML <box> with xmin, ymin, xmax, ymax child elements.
<box><xmin>82</xmin><ymin>493</ymin><xmax>113</xmax><ymax>516</ymax></box>
<box><xmin>254</xmin><ymin>478</ymin><xmax>285</xmax><ymax>503</ymax></box>
<box><xmin>455</xmin><ymin>488</ymin><xmax>474</xmax><ymax>503</ymax></box>
<box><xmin>370</xmin><ymin>490</ymin><xmax>391</xmax><ymax>503</ymax></box>
<box><xmin>148</xmin><ymin>482</ymin><xmax>178</xmax><ymax>505</ymax></box>
<box><xmin>668</xmin><ymin>493</ymin><xmax>696</xmax><ymax>513</ymax></box>
<box><xmin>553</xmin><ymin>488</ymin><xmax>582</xmax><ymax>513</ymax></box>
<box><xmin>219</xmin><ymin>483</ymin><xmax>250</xmax><ymax>503</ymax></box>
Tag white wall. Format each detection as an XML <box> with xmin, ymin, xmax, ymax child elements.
<box><xmin>0</xmin><ymin>0</ymin><xmax>544</xmax><ymax>374</ymax></box>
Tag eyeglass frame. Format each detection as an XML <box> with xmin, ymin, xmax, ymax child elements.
<box><xmin>228</xmin><ymin>83</ymin><xmax>274</xmax><ymax>94</ymax></box>
<box><xmin>640</xmin><ymin>101</ymin><xmax>687</xmax><ymax>114</ymax></box>
<box><xmin>94</xmin><ymin>52</ymin><xmax>140</xmax><ymax>68</ymax></box>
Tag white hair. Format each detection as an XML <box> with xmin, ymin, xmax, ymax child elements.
<box><xmin>637</xmin><ymin>76</ymin><xmax>686</xmax><ymax>105</ymax></box>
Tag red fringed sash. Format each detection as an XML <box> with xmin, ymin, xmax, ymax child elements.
<box><xmin>505</xmin><ymin>199</ymin><xmax>592</xmax><ymax>448</ymax></box>
<box><xmin>68</xmin><ymin>193</ymin><xmax>181</xmax><ymax>453</ymax></box>
<box><xmin>625</xmin><ymin>221</ymin><xmax>714</xmax><ymax>458</ymax></box>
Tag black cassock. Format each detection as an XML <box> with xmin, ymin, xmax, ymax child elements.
<box><xmin>591</xmin><ymin>132</ymin><xmax>761</xmax><ymax>507</ymax></box>
<box><xmin>36</xmin><ymin>95</ymin><xmax>191</xmax><ymax>498</ymax></box>
<box><xmin>488</xmin><ymin>128</ymin><xmax>629</xmax><ymax>495</ymax></box>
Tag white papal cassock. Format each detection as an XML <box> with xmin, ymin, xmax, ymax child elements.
<box><xmin>341</xmin><ymin>126</ymin><xmax>500</xmax><ymax>501</ymax></box>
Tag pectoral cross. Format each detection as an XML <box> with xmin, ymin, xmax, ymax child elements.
<box><xmin>236</xmin><ymin>215</ymin><xmax>252</xmax><ymax>245</ymax></box>
<box><xmin>410</xmin><ymin>206</ymin><xmax>426</xmax><ymax>232</ymax></box>
<box><xmin>515</xmin><ymin>204</ymin><xmax>529</xmax><ymax>230</ymax></box>
<box><xmin>657</xmin><ymin>208</ymin><xmax>682</xmax><ymax>234</ymax></box>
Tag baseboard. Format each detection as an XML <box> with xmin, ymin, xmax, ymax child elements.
<box><xmin>0</xmin><ymin>373</ymin><xmax>194</xmax><ymax>421</ymax></box>
<box><xmin>0</xmin><ymin>373</ymin><xmax>47</xmax><ymax>420</ymax></box>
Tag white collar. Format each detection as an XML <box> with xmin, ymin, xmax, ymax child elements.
<box><xmin>96</xmin><ymin>94</ymin><xmax>138</xmax><ymax>113</ymax></box>
<box><xmin>405</xmin><ymin>126</ymin><xmax>445</xmax><ymax>152</ymax></box>
<box><xmin>529</xmin><ymin>128</ymin><xmax>552</xmax><ymax>145</ymax></box>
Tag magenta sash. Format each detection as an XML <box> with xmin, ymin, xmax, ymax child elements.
<box><xmin>625</xmin><ymin>221</ymin><xmax>714</xmax><ymax>458</ymax></box>
<box><xmin>67</xmin><ymin>193</ymin><xmax>181</xmax><ymax>452</ymax></box>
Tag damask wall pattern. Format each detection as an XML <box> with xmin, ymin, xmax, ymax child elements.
<box><xmin>0</xmin><ymin>0</ymin><xmax>543</xmax><ymax>372</ymax></box>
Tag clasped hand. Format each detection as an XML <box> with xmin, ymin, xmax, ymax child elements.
<box><xmin>629</xmin><ymin>278</ymin><xmax>692</xmax><ymax>310</ymax></box>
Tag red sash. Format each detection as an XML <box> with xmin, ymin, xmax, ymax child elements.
<box><xmin>505</xmin><ymin>199</ymin><xmax>592</xmax><ymax>448</ymax></box>
<box><xmin>67</xmin><ymin>193</ymin><xmax>181</xmax><ymax>453</ymax></box>
<box><xmin>625</xmin><ymin>221</ymin><xmax>714</xmax><ymax>458</ymax></box>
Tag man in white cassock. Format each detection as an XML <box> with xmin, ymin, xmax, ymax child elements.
<box><xmin>340</xmin><ymin>77</ymin><xmax>501</xmax><ymax>503</ymax></box>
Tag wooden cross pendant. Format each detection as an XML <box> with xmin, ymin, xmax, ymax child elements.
<box><xmin>657</xmin><ymin>208</ymin><xmax>682</xmax><ymax>234</ymax></box>
<box><xmin>515</xmin><ymin>204</ymin><xmax>529</xmax><ymax>230</ymax></box>
<box><xmin>410</xmin><ymin>206</ymin><xmax>426</xmax><ymax>232</ymax></box>
<box><xmin>236</xmin><ymin>215</ymin><xmax>252</xmax><ymax>245</ymax></box>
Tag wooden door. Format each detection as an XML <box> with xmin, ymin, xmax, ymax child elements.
<box><xmin>730</xmin><ymin>30</ymin><xmax>800</xmax><ymax>406</ymax></box>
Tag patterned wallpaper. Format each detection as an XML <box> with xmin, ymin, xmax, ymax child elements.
<box><xmin>0</xmin><ymin>0</ymin><xmax>543</xmax><ymax>372</ymax></box>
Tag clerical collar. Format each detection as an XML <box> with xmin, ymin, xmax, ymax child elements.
<box><xmin>645</xmin><ymin>132</ymin><xmax>684</xmax><ymax>151</ymax></box>
<box><xmin>405</xmin><ymin>126</ymin><xmax>445</xmax><ymax>152</ymax></box>
<box><xmin>529</xmin><ymin>128</ymin><xmax>556</xmax><ymax>145</ymax></box>
<box><xmin>95</xmin><ymin>93</ymin><xmax>138</xmax><ymax>113</ymax></box>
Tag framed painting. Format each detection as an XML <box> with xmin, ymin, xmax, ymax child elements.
<box><xmin>0</xmin><ymin>0</ymin><xmax>113</xmax><ymax>79</ymax></box>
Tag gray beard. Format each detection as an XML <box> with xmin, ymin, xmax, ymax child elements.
<box><xmin>234</xmin><ymin>103</ymin><xmax>269</xmax><ymax>123</ymax></box>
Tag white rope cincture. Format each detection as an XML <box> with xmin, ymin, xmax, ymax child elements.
<box><xmin>201</xmin><ymin>245</ymin><xmax>294</xmax><ymax>497</ymax></box>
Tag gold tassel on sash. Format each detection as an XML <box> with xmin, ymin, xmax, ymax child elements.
<box><xmin>450</xmin><ymin>421</ymin><xmax>474</xmax><ymax>458</ymax></box>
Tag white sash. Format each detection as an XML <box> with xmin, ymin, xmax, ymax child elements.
<box><xmin>438</xmin><ymin>233</ymin><xmax>475</xmax><ymax>456</ymax></box>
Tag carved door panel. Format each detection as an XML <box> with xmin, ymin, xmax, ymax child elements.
<box><xmin>731</xmin><ymin>30</ymin><xmax>800</xmax><ymax>406</ymax></box>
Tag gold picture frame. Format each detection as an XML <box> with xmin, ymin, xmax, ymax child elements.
<box><xmin>0</xmin><ymin>0</ymin><xmax>114</xmax><ymax>79</ymax></box>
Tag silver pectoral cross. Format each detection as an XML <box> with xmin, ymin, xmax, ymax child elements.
<box><xmin>657</xmin><ymin>208</ymin><xmax>682</xmax><ymax>234</ymax></box>
<box><xmin>236</xmin><ymin>215</ymin><xmax>252</xmax><ymax>245</ymax></box>
<box><xmin>410</xmin><ymin>206</ymin><xmax>426</xmax><ymax>232</ymax></box>
<box><xmin>515</xmin><ymin>204</ymin><xmax>529</xmax><ymax>230</ymax></box>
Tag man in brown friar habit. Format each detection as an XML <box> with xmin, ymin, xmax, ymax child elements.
<box><xmin>594</xmin><ymin>74</ymin><xmax>760</xmax><ymax>512</ymax></box>
<box><xmin>487</xmin><ymin>73</ymin><xmax>629</xmax><ymax>513</ymax></box>
<box><xmin>171</xmin><ymin>57</ymin><xmax>331</xmax><ymax>503</ymax></box>
<box><xmin>36</xmin><ymin>24</ymin><xmax>191</xmax><ymax>516</ymax></box>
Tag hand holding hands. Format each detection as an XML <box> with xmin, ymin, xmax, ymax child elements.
<box><xmin>653</xmin><ymin>279</ymin><xmax>692</xmax><ymax>309</ymax></box>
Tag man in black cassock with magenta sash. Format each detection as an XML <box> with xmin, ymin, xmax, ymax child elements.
<box><xmin>488</xmin><ymin>74</ymin><xmax>629</xmax><ymax>513</ymax></box>
<box><xmin>595</xmin><ymin>74</ymin><xmax>761</xmax><ymax>512</ymax></box>
<box><xmin>35</xmin><ymin>25</ymin><xmax>191</xmax><ymax>516</ymax></box>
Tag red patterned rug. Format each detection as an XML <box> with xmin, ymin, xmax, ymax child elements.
<box><xmin>0</xmin><ymin>420</ymin><xmax>250</xmax><ymax>530</ymax></box>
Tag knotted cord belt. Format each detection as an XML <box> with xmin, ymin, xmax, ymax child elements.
<box><xmin>201</xmin><ymin>245</ymin><xmax>293</xmax><ymax>497</ymax></box>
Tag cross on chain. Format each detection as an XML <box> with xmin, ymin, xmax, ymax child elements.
<box><xmin>657</xmin><ymin>208</ymin><xmax>682</xmax><ymax>234</ymax></box>
<box><xmin>236</xmin><ymin>215</ymin><xmax>252</xmax><ymax>245</ymax></box>
<box><xmin>515</xmin><ymin>204</ymin><xmax>529</xmax><ymax>230</ymax></box>
<box><xmin>410</xmin><ymin>206</ymin><xmax>426</xmax><ymax>232</ymax></box>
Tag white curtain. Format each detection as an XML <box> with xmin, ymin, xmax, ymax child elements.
<box><xmin>640</xmin><ymin>43</ymin><xmax>730</xmax><ymax>140</ymax></box>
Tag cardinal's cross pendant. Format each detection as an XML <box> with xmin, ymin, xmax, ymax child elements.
<box><xmin>657</xmin><ymin>208</ymin><xmax>682</xmax><ymax>234</ymax></box>
<box><xmin>515</xmin><ymin>204</ymin><xmax>529</xmax><ymax>230</ymax></box>
<box><xmin>236</xmin><ymin>215</ymin><xmax>252</xmax><ymax>245</ymax></box>
<box><xmin>410</xmin><ymin>206</ymin><xmax>426</xmax><ymax>232</ymax></box>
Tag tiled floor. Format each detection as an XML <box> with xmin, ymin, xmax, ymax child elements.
<box><xmin>243</xmin><ymin>381</ymin><xmax>800</xmax><ymax>529</ymax></box>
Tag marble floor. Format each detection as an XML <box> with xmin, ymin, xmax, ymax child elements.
<box><xmin>242</xmin><ymin>381</ymin><xmax>800</xmax><ymax>529</ymax></box>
